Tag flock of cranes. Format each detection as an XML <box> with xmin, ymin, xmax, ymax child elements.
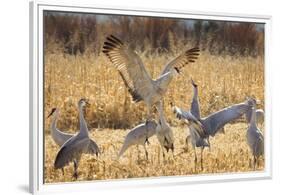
<box><xmin>173</xmin><ymin>80</ymin><xmax>264</xmax><ymax>170</ymax></box>
<box><xmin>47</xmin><ymin>35</ymin><xmax>264</xmax><ymax>179</ymax></box>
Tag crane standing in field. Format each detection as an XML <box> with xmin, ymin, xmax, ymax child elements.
<box><xmin>173</xmin><ymin>96</ymin><xmax>255</xmax><ymax>170</ymax></box>
<box><xmin>118</xmin><ymin>120</ymin><xmax>158</xmax><ymax>160</ymax></box>
<box><xmin>54</xmin><ymin>99</ymin><xmax>100</xmax><ymax>179</ymax></box>
<box><xmin>184</xmin><ymin>79</ymin><xmax>202</xmax><ymax>151</ymax></box>
<box><xmin>155</xmin><ymin>101</ymin><xmax>175</xmax><ymax>159</ymax></box>
<box><xmin>102</xmin><ymin>35</ymin><xmax>200</xmax><ymax>121</ymax></box>
<box><xmin>173</xmin><ymin>107</ymin><xmax>208</xmax><ymax>170</ymax></box>
<box><xmin>184</xmin><ymin>79</ymin><xmax>225</xmax><ymax>151</ymax></box>
<box><xmin>47</xmin><ymin>108</ymin><xmax>76</xmax><ymax>174</ymax></box>
<box><xmin>246</xmin><ymin>98</ymin><xmax>264</xmax><ymax>170</ymax></box>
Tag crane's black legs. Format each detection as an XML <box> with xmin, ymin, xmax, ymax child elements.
<box><xmin>73</xmin><ymin>160</ymin><xmax>78</xmax><ymax>179</ymax></box>
<box><xmin>61</xmin><ymin>168</ymin><xmax>64</xmax><ymax>175</ymax></box>
<box><xmin>200</xmin><ymin>147</ymin><xmax>204</xmax><ymax>171</ymax></box>
<box><xmin>144</xmin><ymin>145</ymin><xmax>149</xmax><ymax>161</ymax></box>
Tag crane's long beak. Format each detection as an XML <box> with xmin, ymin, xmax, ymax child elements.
<box><xmin>47</xmin><ymin>108</ymin><xmax>56</xmax><ymax>118</ymax></box>
<box><xmin>47</xmin><ymin>113</ymin><xmax>52</xmax><ymax>118</ymax></box>
<box><xmin>191</xmin><ymin>78</ymin><xmax>198</xmax><ymax>88</ymax></box>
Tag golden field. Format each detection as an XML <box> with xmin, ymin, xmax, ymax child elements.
<box><xmin>44</xmin><ymin>50</ymin><xmax>264</xmax><ymax>183</ymax></box>
<box><xmin>44</xmin><ymin>123</ymin><xmax>264</xmax><ymax>183</ymax></box>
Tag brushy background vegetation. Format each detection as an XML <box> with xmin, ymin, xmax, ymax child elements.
<box><xmin>44</xmin><ymin>11</ymin><xmax>264</xmax><ymax>183</ymax></box>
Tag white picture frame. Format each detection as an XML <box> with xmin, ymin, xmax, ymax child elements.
<box><xmin>29</xmin><ymin>0</ymin><xmax>272</xmax><ymax>194</ymax></box>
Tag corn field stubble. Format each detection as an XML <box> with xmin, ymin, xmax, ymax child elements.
<box><xmin>44</xmin><ymin>50</ymin><xmax>264</xmax><ymax>183</ymax></box>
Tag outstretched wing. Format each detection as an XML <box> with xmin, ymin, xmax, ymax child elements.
<box><xmin>202</xmin><ymin>102</ymin><xmax>251</xmax><ymax>136</ymax></box>
<box><xmin>54</xmin><ymin>136</ymin><xmax>98</xmax><ymax>169</ymax></box>
<box><xmin>160</xmin><ymin>47</ymin><xmax>200</xmax><ymax>75</ymax></box>
<box><xmin>118</xmin><ymin>70</ymin><xmax>142</xmax><ymax>102</ymax></box>
<box><xmin>173</xmin><ymin>106</ymin><xmax>205</xmax><ymax>137</ymax></box>
<box><xmin>54</xmin><ymin>136</ymin><xmax>87</xmax><ymax>169</ymax></box>
<box><xmin>103</xmin><ymin>35</ymin><xmax>154</xmax><ymax>102</ymax></box>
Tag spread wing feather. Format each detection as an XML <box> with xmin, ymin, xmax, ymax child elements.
<box><xmin>103</xmin><ymin>35</ymin><xmax>154</xmax><ymax>101</ymax></box>
<box><xmin>202</xmin><ymin>103</ymin><xmax>251</xmax><ymax>136</ymax></box>
<box><xmin>160</xmin><ymin>47</ymin><xmax>200</xmax><ymax>75</ymax></box>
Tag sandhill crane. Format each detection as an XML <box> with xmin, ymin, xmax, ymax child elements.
<box><xmin>102</xmin><ymin>35</ymin><xmax>200</xmax><ymax>121</ymax></box>
<box><xmin>54</xmin><ymin>99</ymin><xmax>100</xmax><ymax>179</ymax></box>
<box><xmin>246</xmin><ymin>99</ymin><xmax>264</xmax><ymax>170</ymax></box>
<box><xmin>184</xmin><ymin>79</ymin><xmax>202</xmax><ymax>150</ymax></box>
<box><xmin>173</xmin><ymin>107</ymin><xmax>208</xmax><ymax>170</ymax></box>
<box><xmin>118</xmin><ymin>120</ymin><xmax>157</xmax><ymax>160</ymax></box>
<box><xmin>173</xmin><ymin>97</ymin><xmax>254</xmax><ymax>169</ymax></box>
<box><xmin>47</xmin><ymin>108</ymin><xmax>75</xmax><ymax>174</ymax></box>
<box><xmin>185</xmin><ymin>79</ymin><xmax>224</xmax><ymax>150</ymax></box>
<box><xmin>155</xmin><ymin>101</ymin><xmax>175</xmax><ymax>159</ymax></box>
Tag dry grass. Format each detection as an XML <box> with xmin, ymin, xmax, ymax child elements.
<box><xmin>44</xmin><ymin>123</ymin><xmax>264</xmax><ymax>183</ymax></box>
<box><xmin>44</xmin><ymin>50</ymin><xmax>264</xmax><ymax>183</ymax></box>
<box><xmin>44</xmin><ymin>51</ymin><xmax>264</xmax><ymax>130</ymax></box>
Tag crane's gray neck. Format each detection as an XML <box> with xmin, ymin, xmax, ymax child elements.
<box><xmin>193</xmin><ymin>87</ymin><xmax>198</xmax><ymax>100</ymax></box>
<box><xmin>159</xmin><ymin>111</ymin><xmax>167</xmax><ymax>126</ymax></box>
<box><xmin>50</xmin><ymin>111</ymin><xmax>59</xmax><ymax>134</ymax></box>
<box><xmin>249</xmin><ymin>105</ymin><xmax>257</xmax><ymax>129</ymax></box>
<box><xmin>79</xmin><ymin>105</ymin><xmax>89</xmax><ymax>136</ymax></box>
<box><xmin>156</xmin><ymin>101</ymin><xmax>167</xmax><ymax>127</ymax></box>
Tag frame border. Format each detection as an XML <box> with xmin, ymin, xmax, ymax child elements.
<box><xmin>29</xmin><ymin>0</ymin><xmax>272</xmax><ymax>194</ymax></box>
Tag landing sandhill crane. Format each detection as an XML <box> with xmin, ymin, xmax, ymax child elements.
<box><xmin>54</xmin><ymin>99</ymin><xmax>100</xmax><ymax>179</ymax></box>
<box><xmin>47</xmin><ymin>108</ymin><xmax>75</xmax><ymax>174</ymax></box>
<box><xmin>102</xmin><ymin>35</ymin><xmax>200</xmax><ymax>121</ymax></box>
<box><xmin>118</xmin><ymin>120</ymin><xmax>157</xmax><ymax>160</ymax></box>
<box><xmin>173</xmin><ymin>97</ymin><xmax>254</xmax><ymax>170</ymax></box>
<box><xmin>246</xmin><ymin>98</ymin><xmax>264</xmax><ymax>170</ymax></box>
<box><xmin>155</xmin><ymin>101</ymin><xmax>175</xmax><ymax>159</ymax></box>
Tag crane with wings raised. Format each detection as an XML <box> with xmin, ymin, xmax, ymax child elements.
<box><xmin>103</xmin><ymin>35</ymin><xmax>200</xmax><ymax>121</ymax></box>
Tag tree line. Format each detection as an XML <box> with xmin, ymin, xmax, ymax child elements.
<box><xmin>44</xmin><ymin>12</ymin><xmax>264</xmax><ymax>56</ymax></box>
